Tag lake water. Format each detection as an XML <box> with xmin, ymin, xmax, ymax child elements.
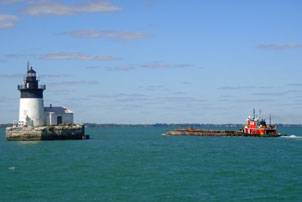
<box><xmin>0</xmin><ymin>126</ymin><xmax>301</xmax><ymax>202</ymax></box>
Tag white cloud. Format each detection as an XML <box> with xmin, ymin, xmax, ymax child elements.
<box><xmin>0</xmin><ymin>14</ymin><xmax>18</xmax><ymax>29</ymax></box>
<box><xmin>85</xmin><ymin>63</ymin><xmax>199</xmax><ymax>71</ymax></box>
<box><xmin>40</xmin><ymin>52</ymin><xmax>119</xmax><ymax>61</ymax></box>
<box><xmin>48</xmin><ymin>80</ymin><xmax>99</xmax><ymax>86</ymax></box>
<box><xmin>0</xmin><ymin>73</ymin><xmax>23</xmax><ymax>78</ymax></box>
<box><xmin>0</xmin><ymin>0</ymin><xmax>22</xmax><ymax>4</ymax></box>
<box><xmin>66</xmin><ymin>30</ymin><xmax>147</xmax><ymax>41</ymax></box>
<box><xmin>257</xmin><ymin>43</ymin><xmax>302</xmax><ymax>50</ymax></box>
<box><xmin>140</xmin><ymin>63</ymin><xmax>195</xmax><ymax>69</ymax></box>
<box><xmin>24</xmin><ymin>1</ymin><xmax>121</xmax><ymax>16</ymax></box>
<box><xmin>0</xmin><ymin>0</ymin><xmax>52</xmax><ymax>4</ymax></box>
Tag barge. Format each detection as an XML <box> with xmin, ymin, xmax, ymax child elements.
<box><xmin>166</xmin><ymin>128</ymin><xmax>244</xmax><ymax>136</ymax></box>
<box><xmin>166</xmin><ymin>110</ymin><xmax>280</xmax><ymax>137</ymax></box>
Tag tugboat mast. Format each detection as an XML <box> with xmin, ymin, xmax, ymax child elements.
<box><xmin>253</xmin><ymin>108</ymin><xmax>256</xmax><ymax>120</ymax></box>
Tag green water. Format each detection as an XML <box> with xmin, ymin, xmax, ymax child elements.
<box><xmin>0</xmin><ymin>127</ymin><xmax>301</xmax><ymax>202</ymax></box>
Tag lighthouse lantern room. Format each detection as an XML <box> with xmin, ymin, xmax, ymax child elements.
<box><xmin>18</xmin><ymin>66</ymin><xmax>46</xmax><ymax>127</ymax></box>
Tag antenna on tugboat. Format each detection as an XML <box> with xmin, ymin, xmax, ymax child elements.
<box><xmin>259</xmin><ymin>109</ymin><xmax>262</xmax><ymax>119</ymax></box>
<box><xmin>269</xmin><ymin>114</ymin><xmax>272</xmax><ymax>125</ymax></box>
<box><xmin>253</xmin><ymin>108</ymin><xmax>256</xmax><ymax>119</ymax></box>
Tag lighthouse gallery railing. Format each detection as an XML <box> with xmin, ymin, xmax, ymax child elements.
<box><xmin>18</xmin><ymin>84</ymin><xmax>46</xmax><ymax>90</ymax></box>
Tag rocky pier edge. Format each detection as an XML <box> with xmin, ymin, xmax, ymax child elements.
<box><xmin>5</xmin><ymin>124</ymin><xmax>90</xmax><ymax>141</ymax></box>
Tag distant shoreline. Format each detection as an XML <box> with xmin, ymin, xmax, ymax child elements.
<box><xmin>1</xmin><ymin>123</ymin><xmax>302</xmax><ymax>129</ymax></box>
<box><xmin>83</xmin><ymin>123</ymin><xmax>302</xmax><ymax>128</ymax></box>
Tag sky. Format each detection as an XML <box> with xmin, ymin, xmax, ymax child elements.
<box><xmin>0</xmin><ymin>0</ymin><xmax>302</xmax><ymax>124</ymax></box>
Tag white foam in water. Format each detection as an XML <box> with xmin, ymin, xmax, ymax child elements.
<box><xmin>281</xmin><ymin>135</ymin><xmax>302</xmax><ymax>139</ymax></box>
<box><xmin>8</xmin><ymin>166</ymin><xmax>15</xmax><ymax>171</ymax></box>
<box><xmin>19</xmin><ymin>141</ymin><xmax>40</xmax><ymax>144</ymax></box>
<box><xmin>161</xmin><ymin>133</ymin><xmax>167</xmax><ymax>136</ymax></box>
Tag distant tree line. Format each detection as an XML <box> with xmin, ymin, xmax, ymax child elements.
<box><xmin>0</xmin><ymin>124</ymin><xmax>13</xmax><ymax>128</ymax></box>
<box><xmin>84</xmin><ymin>123</ymin><xmax>302</xmax><ymax>128</ymax></box>
<box><xmin>1</xmin><ymin>123</ymin><xmax>302</xmax><ymax>128</ymax></box>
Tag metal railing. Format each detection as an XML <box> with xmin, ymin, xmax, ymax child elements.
<box><xmin>18</xmin><ymin>84</ymin><xmax>46</xmax><ymax>90</ymax></box>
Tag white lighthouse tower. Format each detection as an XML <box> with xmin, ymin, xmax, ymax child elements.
<box><xmin>18</xmin><ymin>66</ymin><xmax>46</xmax><ymax>127</ymax></box>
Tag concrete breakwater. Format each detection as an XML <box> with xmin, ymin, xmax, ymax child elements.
<box><xmin>6</xmin><ymin>124</ymin><xmax>89</xmax><ymax>141</ymax></box>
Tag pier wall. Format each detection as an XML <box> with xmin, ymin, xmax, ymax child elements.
<box><xmin>6</xmin><ymin>124</ymin><xmax>87</xmax><ymax>141</ymax></box>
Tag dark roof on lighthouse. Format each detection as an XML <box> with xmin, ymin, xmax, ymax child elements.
<box><xmin>27</xmin><ymin>67</ymin><xmax>36</xmax><ymax>74</ymax></box>
<box><xmin>18</xmin><ymin>64</ymin><xmax>45</xmax><ymax>98</ymax></box>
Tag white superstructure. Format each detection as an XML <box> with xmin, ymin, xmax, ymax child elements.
<box><xmin>44</xmin><ymin>105</ymin><xmax>74</xmax><ymax>125</ymax></box>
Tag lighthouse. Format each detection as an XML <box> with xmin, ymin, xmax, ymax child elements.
<box><xmin>18</xmin><ymin>66</ymin><xmax>46</xmax><ymax>127</ymax></box>
<box><xmin>6</xmin><ymin>64</ymin><xmax>87</xmax><ymax>141</ymax></box>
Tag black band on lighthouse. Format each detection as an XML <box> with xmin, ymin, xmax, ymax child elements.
<box><xmin>20</xmin><ymin>89</ymin><xmax>44</xmax><ymax>98</ymax></box>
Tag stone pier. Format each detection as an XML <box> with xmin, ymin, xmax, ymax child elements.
<box><xmin>6</xmin><ymin>124</ymin><xmax>89</xmax><ymax>141</ymax></box>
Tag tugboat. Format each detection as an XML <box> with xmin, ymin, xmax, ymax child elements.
<box><xmin>166</xmin><ymin>109</ymin><xmax>280</xmax><ymax>137</ymax></box>
<box><xmin>243</xmin><ymin>109</ymin><xmax>279</xmax><ymax>137</ymax></box>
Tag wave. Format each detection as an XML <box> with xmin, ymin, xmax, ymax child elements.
<box><xmin>280</xmin><ymin>135</ymin><xmax>302</xmax><ymax>139</ymax></box>
<box><xmin>8</xmin><ymin>166</ymin><xmax>16</xmax><ymax>171</ymax></box>
<box><xmin>161</xmin><ymin>133</ymin><xmax>167</xmax><ymax>136</ymax></box>
<box><xmin>19</xmin><ymin>141</ymin><xmax>40</xmax><ymax>144</ymax></box>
